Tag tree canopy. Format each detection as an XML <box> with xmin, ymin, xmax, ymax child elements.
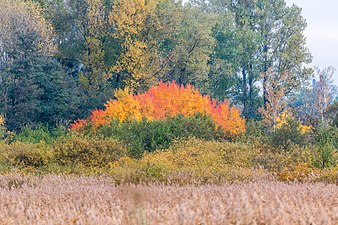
<box><xmin>1</xmin><ymin>0</ymin><xmax>335</xmax><ymax>132</ymax></box>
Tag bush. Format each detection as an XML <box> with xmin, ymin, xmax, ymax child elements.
<box><xmin>109</xmin><ymin>138</ymin><xmax>257</xmax><ymax>184</ymax></box>
<box><xmin>270</xmin><ymin>118</ymin><xmax>311</xmax><ymax>151</ymax></box>
<box><xmin>71</xmin><ymin>81</ymin><xmax>246</xmax><ymax>138</ymax></box>
<box><xmin>96</xmin><ymin>114</ymin><xmax>224</xmax><ymax>158</ymax></box>
<box><xmin>15</xmin><ymin>125</ymin><xmax>67</xmax><ymax>144</ymax></box>
<box><xmin>0</xmin><ymin>142</ymin><xmax>54</xmax><ymax>168</ymax></box>
<box><xmin>0</xmin><ymin>115</ymin><xmax>15</xmax><ymax>143</ymax></box>
<box><xmin>52</xmin><ymin>136</ymin><xmax>127</xmax><ymax>167</ymax></box>
<box><xmin>312</xmin><ymin>144</ymin><xmax>337</xmax><ymax>169</ymax></box>
<box><xmin>314</xmin><ymin>124</ymin><xmax>338</xmax><ymax>148</ymax></box>
<box><xmin>312</xmin><ymin>125</ymin><xmax>338</xmax><ymax>169</ymax></box>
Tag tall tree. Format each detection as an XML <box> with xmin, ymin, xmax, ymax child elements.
<box><xmin>153</xmin><ymin>2</ymin><xmax>216</xmax><ymax>91</ymax></box>
<box><xmin>0</xmin><ymin>0</ymin><xmax>76</xmax><ymax>130</ymax></box>
<box><xmin>259</xmin><ymin>69</ymin><xmax>288</xmax><ymax>130</ymax></box>
<box><xmin>109</xmin><ymin>0</ymin><xmax>159</xmax><ymax>92</ymax></box>
<box><xmin>253</xmin><ymin>0</ymin><xmax>312</xmax><ymax>106</ymax></box>
<box><xmin>0</xmin><ymin>0</ymin><xmax>56</xmax><ymax>67</ymax></box>
<box><xmin>313</xmin><ymin>67</ymin><xmax>337</xmax><ymax>124</ymax></box>
<box><xmin>288</xmin><ymin>67</ymin><xmax>337</xmax><ymax>126</ymax></box>
<box><xmin>194</xmin><ymin>0</ymin><xmax>312</xmax><ymax>119</ymax></box>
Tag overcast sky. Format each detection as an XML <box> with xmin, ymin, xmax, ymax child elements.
<box><xmin>284</xmin><ymin>0</ymin><xmax>338</xmax><ymax>85</ymax></box>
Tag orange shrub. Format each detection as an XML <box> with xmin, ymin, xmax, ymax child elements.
<box><xmin>71</xmin><ymin>81</ymin><xmax>246</xmax><ymax>137</ymax></box>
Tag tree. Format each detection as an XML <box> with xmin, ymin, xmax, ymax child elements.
<box><xmin>254</xmin><ymin>0</ymin><xmax>312</xmax><ymax>106</ymax></box>
<box><xmin>288</xmin><ymin>66</ymin><xmax>337</xmax><ymax>126</ymax></box>
<box><xmin>0</xmin><ymin>0</ymin><xmax>56</xmax><ymax>67</ymax></box>
<box><xmin>0</xmin><ymin>0</ymin><xmax>80</xmax><ymax>130</ymax></box>
<box><xmin>206</xmin><ymin>3</ymin><xmax>262</xmax><ymax>117</ymax></box>
<box><xmin>190</xmin><ymin>0</ymin><xmax>311</xmax><ymax>119</ymax></box>
<box><xmin>325</xmin><ymin>101</ymin><xmax>338</xmax><ymax>127</ymax></box>
<box><xmin>313</xmin><ymin>67</ymin><xmax>337</xmax><ymax>124</ymax></box>
<box><xmin>259</xmin><ymin>69</ymin><xmax>288</xmax><ymax>130</ymax></box>
<box><xmin>109</xmin><ymin>0</ymin><xmax>159</xmax><ymax>92</ymax></box>
<box><xmin>153</xmin><ymin>2</ymin><xmax>216</xmax><ymax>93</ymax></box>
<box><xmin>0</xmin><ymin>32</ymin><xmax>74</xmax><ymax>130</ymax></box>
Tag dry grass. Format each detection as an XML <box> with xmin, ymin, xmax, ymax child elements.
<box><xmin>0</xmin><ymin>174</ymin><xmax>337</xmax><ymax>225</ymax></box>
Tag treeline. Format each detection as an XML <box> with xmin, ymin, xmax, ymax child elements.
<box><xmin>0</xmin><ymin>0</ymin><xmax>337</xmax><ymax>132</ymax></box>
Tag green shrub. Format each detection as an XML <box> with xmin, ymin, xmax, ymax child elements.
<box><xmin>251</xmin><ymin>145</ymin><xmax>313</xmax><ymax>172</ymax></box>
<box><xmin>312</xmin><ymin>125</ymin><xmax>338</xmax><ymax>169</ymax></box>
<box><xmin>15</xmin><ymin>125</ymin><xmax>67</xmax><ymax>144</ymax></box>
<box><xmin>245</xmin><ymin>120</ymin><xmax>266</xmax><ymax>138</ymax></box>
<box><xmin>314</xmin><ymin>124</ymin><xmax>338</xmax><ymax>148</ymax></box>
<box><xmin>96</xmin><ymin>114</ymin><xmax>224</xmax><ymax>158</ymax></box>
<box><xmin>53</xmin><ymin>136</ymin><xmax>127</xmax><ymax>167</ymax></box>
<box><xmin>0</xmin><ymin>142</ymin><xmax>54</xmax><ymax>168</ymax></box>
<box><xmin>312</xmin><ymin>144</ymin><xmax>337</xmax><ymax>169</ymax></box>
<box><xmin>270</xmin><ymin>118</ymin><xmax>310</xmax><ymax>151</ymax></box>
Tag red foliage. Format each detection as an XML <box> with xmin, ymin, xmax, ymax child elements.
<box><xmin>70</xmin><ymin>81</ymin><xmax>246</xmax><ymax>137</ymax></box>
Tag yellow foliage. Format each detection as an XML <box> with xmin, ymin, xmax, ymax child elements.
<box><xmin>0</xmin><ymin>0</ymin><xmax>56</xmax><ymax>55</ymax></box>
<box><xmin>275</xmin><ymin>110</ymin><xmax>291</xmax><ymax>129</ymax></box>
<box><xmin>298</xmin><ymin>124</ymin><xmax>312</xmax><ymax>134</ymax></box>
<box><xmin>0</xmin><ymin>115</ymin><xmax>4</xmax><ymax>127</ymax></box>
<box><xmin>109</xmin><ymin>0</ymin><xmax>159</xmax><ymax>91</ymax></box>
<box><xmin>275</xmin><ymin>110</ymin><xmax>312</xmax><ymax>134</ymax></box>
<box><xmin>278</xmin><ymin>163</ymin><xmax>319</xmax><ymax>182</ymax></box>
<box><xmin>71</xmin><ymin>81</ymin><xmax>246</xmax><ymax>137</ymax></box>
<box><xmin>105</xmin><ymin>88</ymin><xmax>143</xmax><ymax>123</ymax></box>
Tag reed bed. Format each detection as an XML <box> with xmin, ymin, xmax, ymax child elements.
<box><xmin>0</xmin><ymin>174</ymin><xmax>337</xmax><ymax>225</ymax></box>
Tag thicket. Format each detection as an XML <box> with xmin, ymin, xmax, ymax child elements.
<box><xmin>0</xmin><ymin>80</ymin><xmax>336</xmax><ymax>184</ymax></box>
<box><xmin>0</xmin><ymin>107</ymin><xmax>336</xmax><ymax>184</ymax></box>
<box><xmin>69</xmin><ymin>81</ymin><xmax>245</xmax><ymax>158</ymax></box>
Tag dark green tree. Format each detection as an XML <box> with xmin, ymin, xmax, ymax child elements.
<box><xmin>0</xmin><ymin>32</ymin><xmax>76</xmax><ymax>131</ymax></box>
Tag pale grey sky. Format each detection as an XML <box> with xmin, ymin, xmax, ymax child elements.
<box><xmin>284</xmin><ymin>0</ymin><xmax>338</xmax><ymax>85</ymax></box>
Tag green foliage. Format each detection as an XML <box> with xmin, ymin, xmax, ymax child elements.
<box><xmin>0</xmin><ymin>142</ymin><xmax>54</xmax><ymax>168</ymax></box>
<box><xmin>96</xmin><ymin>114</ymin><xmax>224</xmax><ymax>158</ymax></box>
<box><xmin>15</xmin><ymin>125</ymin><xmax>67</xmax><ymax>144</ymax></box>
<box><xmin>314</xmin><ymin>124</ymin><xmax>338</xmax><ymax>148</ymax></box>
<box><xmin>244</xmin><ymin>120</ymin><xmax>267</xmax><ymax>141</ymax></box>
<box><xmin>0</xmin><ymin>35</ymin><xmax>78</xmax><ymax>131</ymax></box>
<box><xmin>52</xmin><ymin>136</ymin><xmax>127</xmax><ymax>167</ymax></box>
<box><xmin>312</xmin><ymin>125</ymin><xmax>338</xmax><ymax>169</ymax></box>
<box><xmin>312</xmin><ymin>144</ymin><xmax>337</xmax><ymax>169</ymax></box>
<box><xmin>270</xmin><ymin>118</ymin><xmax>310</xmax><ymax>151</ymax></box>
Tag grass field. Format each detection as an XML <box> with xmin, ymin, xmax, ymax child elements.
<box><xmin>0</xmin><ymin>174</ymin><xmax>337</xmax><ymax>224</ymax></box>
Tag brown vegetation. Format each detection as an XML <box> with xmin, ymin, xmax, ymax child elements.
<box><xmin>0</xmin><ymin>174</ymin><xmax>337</xmax><ymax>224</ymax></box>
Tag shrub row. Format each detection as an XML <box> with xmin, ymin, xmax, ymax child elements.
<box><xmin>95</xmin><ymin>113</ymin><xmax>225</xmax><ymax>158</ymax></box>
<box><xmin>0</xmin><ymin>137</ymin><xmax>336</xmax><ymax>184</ymax></box>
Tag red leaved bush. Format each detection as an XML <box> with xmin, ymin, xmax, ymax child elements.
<box><xmin>71</xmin><ymin>81</ymin><xmax>246</xmax><ymax>137</ymax></box>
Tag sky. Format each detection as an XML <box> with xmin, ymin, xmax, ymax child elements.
<box><xmin>284</xmin><ymin>0</ymin><xmax>338</xmax><ymax>85</ymax></box>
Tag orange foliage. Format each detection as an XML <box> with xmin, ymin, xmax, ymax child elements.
<box><xmin>70</xmin><ymin>81</ymin><xmax>246</xmax><ymax>137</ymax></box>
<box><xmin>70</xmin><ymin>119</ymin><xmax>87</xmax><ymax>132</ymax></box>
<box><xmin>90</xmin><ymin>109</ymin><xmax>108</xmax><ymax>129</ymax></box>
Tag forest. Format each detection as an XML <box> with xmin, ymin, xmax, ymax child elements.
<box><xmin>0</xmin><ymin>0</ymin><xmax>337</xmax><ymax>223</ymax></box>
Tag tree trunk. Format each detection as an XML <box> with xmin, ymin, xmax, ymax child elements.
<box><xmin>242</xmin><ymin>67</ymin><xmax>248</xmax><ymax>117</ymax></box>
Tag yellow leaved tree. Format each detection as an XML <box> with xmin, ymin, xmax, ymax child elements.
<box><xmin>80</xmin><ymin>0</ymin><xmax>110</xmax><ymax>88</ymax></box>
<box><xmin>0</xmin><ymin>0</ymin><xmax>56</xmax><ymax>65</ymax></box>
<box><xmin>109</xmin><ymin>0</ymin><xmax>159</xmax><ymax>92</ymax></box>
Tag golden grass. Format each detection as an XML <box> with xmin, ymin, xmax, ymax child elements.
<box><xmin>0</xmin><ymin>174</ymin><xmax>337</xmax><ymax>224</ymax></box>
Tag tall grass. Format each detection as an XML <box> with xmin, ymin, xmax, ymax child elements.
<box><xmin>0</xmin><ymin>174</ymin><xmax>337</xmax><ymax>224</ymax></box>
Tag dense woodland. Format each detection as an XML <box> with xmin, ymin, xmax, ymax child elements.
<box><xmin>1</xmin><ymin>0</ymin><xmax>337</xmax><ymax>130</ymax></box>
<box><xmin>0</xmin><ymin>0</ymin><xmax>337</xmax><ymax>182</ymax></box>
